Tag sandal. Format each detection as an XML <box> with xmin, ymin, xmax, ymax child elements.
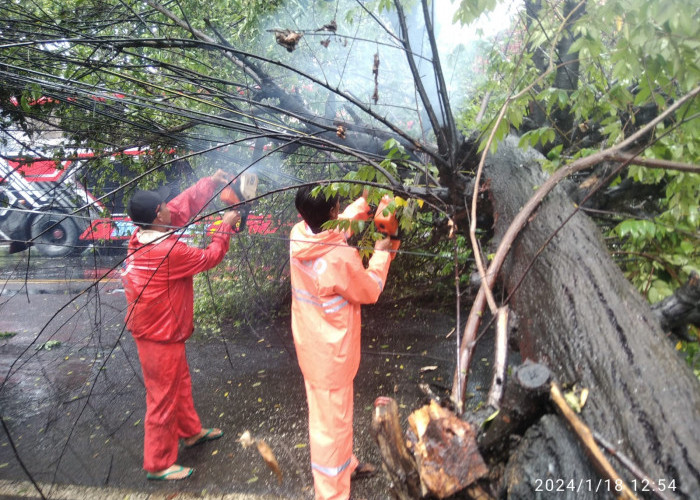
<box><xmin>146</xmin><ymin>465</ymin><xmax>194</xmax><ymax>481</ymax></box>
<box><xmin>351</xmin><ymin>462</ymin><xmax>377</xmax><ymax>481</ymax></box>
<box><xmin>184</xmin><ymin>427</ymin><xmax>223</xmax><ymax>448</ymax></box>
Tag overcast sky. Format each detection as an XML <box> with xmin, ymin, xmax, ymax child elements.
<box><xmin>436</xmin><ymin>0</ymin><xmax>522</xmax><ymax>51</ymax></box>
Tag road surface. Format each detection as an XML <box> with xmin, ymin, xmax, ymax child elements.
<box><xmin>0</xmin><ymin>247</ymin><xmax>488</xmax><ymax>499</ymax></box>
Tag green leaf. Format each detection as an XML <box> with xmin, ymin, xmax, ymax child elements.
<box><xmin>20</xmin><ymin>94</ymin><xmax>31</xmax><ymax>113</ymax></box>
<box><xmin>482</xmin><ymin>409</ymin><xmax>500</xmax><ymax>426</ymax></box>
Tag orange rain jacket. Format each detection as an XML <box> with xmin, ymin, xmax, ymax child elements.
<box><xmin>289</xmin><ymin>199</ymin><xmax>392</xmax><ymax>389</ymax></box>
<box><xmin>122</xmin><ymin>177</ymin><xmax>232</xmax><ymax>343</ymax></box>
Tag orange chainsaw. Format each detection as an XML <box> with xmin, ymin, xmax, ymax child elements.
<box><xmin>220</xmin><ymin>172</ymin><xmax>259</xmax><ymax>232</ymax></box>
<box><xmin>373</xmin><ymin>194</ymin><xmax>401</xmax><ymax>256</ymax></box>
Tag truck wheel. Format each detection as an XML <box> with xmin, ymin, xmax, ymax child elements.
<box><xmin>30</xmin><ymin>212</ymin><xmax>79</xmax><ymax>257</ymax></box>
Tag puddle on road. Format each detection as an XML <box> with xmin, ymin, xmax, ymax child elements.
<box><xmin>0</xmin><ymin>347</ymin><xmax>95</xmax><ymax>420</ymax></box>
<box><xmin>0</xmin><ymin>252</ymin><xmax>126</xmax><ymax>282</ymax></box>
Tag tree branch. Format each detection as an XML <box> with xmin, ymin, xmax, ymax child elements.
<box><xmin>452</xmin><ymin>84</ymin><xmax>700</xmax><ymax>411</ymax></box>
<box><xmin>610</xmin><ymin>153</ymin><xmax>700</xmax><ymax>174</ymax></box>
<box><xmin>420</xmin><ymin>0</ymin><xmax>459</xmax><ymax>161</ymax></box>
<box><xmin>550</xmin><ymin>382</ymin><xmax>638</xmax><ymax>500</ymax></box>
<box><xmin>393</xmin><ymin>1</ymin><xmax>444</xmax><ymax>155</ymax></box>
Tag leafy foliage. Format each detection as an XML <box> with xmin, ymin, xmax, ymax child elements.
<box><xmin>455</xmin><ymin>0</ymin><xmax>699</xmax><ymax>350</ymax></box>
<box><xmin>1</xmin><ymin>0</ymin><xmax>697</xmax><ymax>346</ymax></box>
<box><xmin>453</xmin><ymin>0</ymin><xmax>499</xmax><ymax>26</ymax></box>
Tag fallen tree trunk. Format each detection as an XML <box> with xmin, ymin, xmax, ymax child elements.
<box><xmin>483</xmin><ymin>136</ymin><xmax>700</xmax><ymax>499</ymax></box>
<box><xmin>503</xmin><ymin>414</ymin><xmax>601</xmax><ymax>499</ymax></box>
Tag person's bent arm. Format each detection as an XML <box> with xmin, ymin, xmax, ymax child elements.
<box><xmin>332</xmin><ymin>237</ymin><xmax>392</xmax><ymax>304</ymax></box>
<box><xmin>166</xmin><ymin>210</ymin><xmax>240</xmax><ymax>279</ymax></box>
<box><xmin>339</xmin><ymin>196</ymin><xmax>371</xmax><ymax>222</ymax></box>
<box><xmin>168</xmin><ymin>169</ymin><xmax>231</xmax><ymax>226</ymax></box>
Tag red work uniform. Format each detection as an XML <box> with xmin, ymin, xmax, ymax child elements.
<box><xmin>121</xmin><ymin>177</ymin><xmax>232</xmax><ymax>472</ymax></box>
<box><xmin>289</xmin><ymin>199</ymin><xmax>392</xmax><ymax>500</ymax></box>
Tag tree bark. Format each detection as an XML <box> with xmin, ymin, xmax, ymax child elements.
<box><xmin>504</xmin><ymin>414</ymin><xmax>603</xmax><ymax>500</ymax></box>
<box><xmin>371</xmin><ymin>397</ymin><xmax>422</xmax><ymax>500</ymax></box>
<box><xmin>483</xmin><ymin>136</ymin><xmax>700</xmax><ymax>499</ymax></box>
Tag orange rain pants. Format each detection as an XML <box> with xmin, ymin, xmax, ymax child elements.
<box><xmin>135</xmin><ymin>338</ymin><xmax>201</xmax><ymax>472</ymax></box>
<box><xmin>305</xmin><ymin>380</ymin><xmax>360</xmax><ymax>500</ymax></box>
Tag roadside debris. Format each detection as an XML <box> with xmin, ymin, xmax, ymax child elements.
<box><xmin>238</xmin><ymin>430</ymin><xmax>283</xmax><ymax>484</ymax></box>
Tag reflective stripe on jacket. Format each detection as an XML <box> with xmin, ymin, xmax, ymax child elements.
<box><xmin>289</xmin><ymin>216</ymin><xmax>391</xmax><ymax>389</ymax></box>
<box><xmin>122</xmin><ymin>177</ymin><xmax>232</xmax><ymax>343</ymax></box>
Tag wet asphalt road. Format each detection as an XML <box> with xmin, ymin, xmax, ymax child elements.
<box><xmin>0</xmin><ymin>246</ymin><xmax>491</xmax><ymax>499</ymax></box>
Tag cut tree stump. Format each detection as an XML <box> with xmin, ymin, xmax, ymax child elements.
<box><xmin>479</xmin><ymin>360</ymin><xmax>552</xmax><ymax>459</ymax></box>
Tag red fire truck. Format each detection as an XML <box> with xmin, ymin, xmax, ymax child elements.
<box><xmin>0</xmin><ymin>152</ymin><xmax>277</xmax><ymax>257</ymax></box>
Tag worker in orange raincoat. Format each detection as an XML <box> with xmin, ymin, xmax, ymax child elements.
<box><xmin>289</xmin><ymin>184</ymin><xmax>397</xmax><ymax>499</ymax></box>
<box><xmin>121</xmin><ymin>169</ymin><xmax>240</xmax><ymax>481</ymax></box>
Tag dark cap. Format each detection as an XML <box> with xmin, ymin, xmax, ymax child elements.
<box><xmin>127</xmin><ymin>186</ymin><xmax>171</xmax><ymax>226</ymax></box>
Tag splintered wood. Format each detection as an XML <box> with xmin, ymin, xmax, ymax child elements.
<box><xmin>371</xmin><ymin>397</ymin><xmax>489</xmax><ymax>499</ymax></box>
<box><xmin>407</xmin><ymin>400</ymin><xmax>488</xmax><ymax>499</ymax></box>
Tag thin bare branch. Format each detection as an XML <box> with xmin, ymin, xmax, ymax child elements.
<box><xmin>610</xmin><ymin>152</ymin><xmax>700</xmax><ymax>174</ymax></box>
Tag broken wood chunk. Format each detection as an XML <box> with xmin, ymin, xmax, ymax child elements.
<box><xmin>256</xmin><ymin>439</ymin><xmax>283</xmax><ymax>484</ymax></box>
<box><xmin>407</xmin><ymin>400</ymin><xmax>488</xmax><ymax>498</ymax></box>
<box><xmin>237</xmin><ymin>430</ymin><xmax>282</xmax><ymax>484</ymax></box>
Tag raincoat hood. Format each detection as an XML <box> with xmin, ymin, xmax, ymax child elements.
<box><xmin>290</xmin><ymin>221</ymin><xmax>346</xmax><ymax>261</ymax></box>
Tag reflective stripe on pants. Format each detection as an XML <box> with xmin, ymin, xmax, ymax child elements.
<box><xmin>304</xmin><ymin>380</ymin><xmax>359</xmax><ymax>500</ymax></box>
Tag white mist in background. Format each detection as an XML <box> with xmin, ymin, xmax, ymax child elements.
<box><xmin>254</xmin><ymin>1</ymin><xmax>520</xmax><ymax>137</ymax></box>
<box><xmin>436</xmin><ymin>0</ymin><xmax>522</xmax><ymax>51</ymax></box>
<box><xmin>201</xmin><ymin>0</ymin><xmax>523</xmax><ymax>180</ymax></box>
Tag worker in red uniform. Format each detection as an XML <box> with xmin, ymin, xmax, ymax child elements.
<box><xmin>121</xmin><ymin>169</ymin><xmax>240</xmax><ymax>481</ymax></box>
<box><xmin>289</xmin><ymin>184</ymin><xmax>397</xmax><ymax>499</ymax></box>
